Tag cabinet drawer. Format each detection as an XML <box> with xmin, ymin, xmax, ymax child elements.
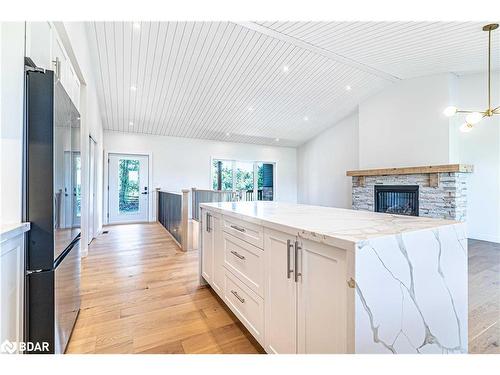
<box><xmin>224</xmin><ymin>270</ymin><xmax>264</xmax><ymax>345</ymax></box>
<box><xmin>222</xmin><ymin>215</ymin><xmax>263</xmax><ymax>249</ymax></box>
<box><xmin>223</xmin><ymin>232</ymin><xmax>264</xmax><ymax>297</ymax></box>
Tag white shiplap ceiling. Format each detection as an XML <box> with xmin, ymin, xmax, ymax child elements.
<box><xmin>86</xmin><ymin>21</ymin><xmax>499</xmax><ymax>146</ymax></box>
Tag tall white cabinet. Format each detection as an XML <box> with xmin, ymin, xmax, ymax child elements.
<box><xmin>264</xmin><ymin>229</ymin><xmax>297</xmax><ymax>354</ymax></box>
<box><xmin>200</xmin><ymin>207</ymin><xmax>353</xmax><ymax>354</ymax></box>
<box><xmin>201</xmin><ymin>209</ymin><xmax>223</xmax><ymax>296</ymax></box>
<box><xmin>297</xmin><ymin>239</ymin><xmax>351</xmax><ymax>354</ymax></box>
<box><xmin>264</xmin><ymin>229</ymin><xmax>351</xmax><ymax>354</ymax></box>
<box><xmin>25</xmin><ymin>22</ymin><xmax>80</xmax><ymax>110</ymax></box>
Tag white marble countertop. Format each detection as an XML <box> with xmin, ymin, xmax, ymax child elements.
<box><xmin>0</xmin><ymin>222</ymin><xmax>30</xmax><ymax>243</ymax></box>
<box><xmin>200</xmin><ymin>201</ymin><xmax>459</xmax><ymax>246</ymax></box>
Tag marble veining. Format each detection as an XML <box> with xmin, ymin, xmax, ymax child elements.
<box><xmin>201</xmin><ymin>201</ymin><xmax>458</xmax><ymax>245</ymax></box>
<box><xmin>354</xmin><ymin>223</ymin><xmax>467</xmax><ymax>353</ymax></box>
<box><xmin>201</xmin><ymin>201</ymin><xmax>468</xmax><ymax>354</ymax></box>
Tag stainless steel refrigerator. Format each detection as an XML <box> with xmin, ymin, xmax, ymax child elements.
<box><xmin>24</xmin><ymin>60</ymin><xmax>81</xmax><ymax>354</ymax></box>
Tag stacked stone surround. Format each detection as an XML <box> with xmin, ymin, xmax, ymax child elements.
<box><xmin>352</xmin><ymin>172</ymin><xmax>469</xmax><ymax>221</ymax></box>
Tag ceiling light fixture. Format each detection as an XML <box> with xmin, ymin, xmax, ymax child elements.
<box><xmin>130</xmin><ymin>85</ymin><xmax>137</xmax><ymax>91</ymax></box>
<box><xmin>133</xmin><ymin>22</ymin><xmax>141</xmax><ymax>30</ymax></box>
<box><xmin>443</xmin><ymin>23</ymin><xmax>500</xmax><ymax>132</ymax></box>
<box><xmin>282</xmin><ymin>65</ymin><xmax>290</xmax><ymax>73</ymax></box>
<box><xmin>129</xmin><ymin>121</ymin><xmax>134</xmax><ymax>127</ymax></box>
<box><xmin>275</xmin><ymin>138</ymin><xmax>280</xmax><ymax>142</ymax></box>
<box><xmin>225</xmin><ymin>132</ymin><xmax>230</xmax><ymax>137</ymax></box>
<box><xmin>303</xmin><ymin>116</ymin><xmax>309</xmax><ymax>121</ymax></box>
<box><xmin>247</xmin><ymin>106</ymin><xmax>254</xmax><ymax>111</ymax></box>
<box><xmin>345</xmin><ymin>85</ymin><xmax>352</xmax><ymax>91</ymax></box>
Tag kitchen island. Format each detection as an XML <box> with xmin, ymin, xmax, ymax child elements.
<box><xmin>199</xmin><ymin>201</ymin><xmax>467</xmax><ymax>354</ymax></box>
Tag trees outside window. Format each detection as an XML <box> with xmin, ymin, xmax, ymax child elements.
<box><xmin>119</xmin><ymin>159</ymin><xmax>140</xmax><ymax>212</ymax></box>
<box><xmin>211</xmin><ymin>159</ymin><xmax>274</xmax><ymax>201</ymax></box>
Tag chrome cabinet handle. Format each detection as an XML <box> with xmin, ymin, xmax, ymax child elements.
<box><xmin>294</xmin><ymin>241</ymin><xmax>302</xmax><ymax>283</ymax></box>
<box><xmin>286</xmin><ymin>239</ymin><xmax>294</xmax><ymax>279</ymax></box>
<box><xmin>231</xmin><ymin>290</ymin><xmax>245</xmax><ymax>303</ymax></box>
<box><xmin>230</xmin><ymin>250</ymin><xmax>245</xmax><ymax>260</ymax></box>
<box><xmin>52</xmin><ymin>57</ymin><xmax>61</xmax><ymax>79</ymax></box>
<box><xmin>230</xmin><ymin>224</ymin><xmax>246</xmax><ymax>232</ymax></box>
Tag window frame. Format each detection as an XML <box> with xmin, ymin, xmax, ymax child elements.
<box><xmin>209</xmin><ymin>157</ymin><xmax>276</xmax><ymax>199</ymax></box>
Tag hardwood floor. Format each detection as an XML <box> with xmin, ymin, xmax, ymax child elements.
<box><xmin>66</xmin><ymin>223</ymin><xmax>264</xmax><ymax>354</ymax></box>
<box><xmin>468</xmin><ymin>239</ymin><xmax>500</xmax><ymax>354</ymax></box>
<box><xmin>67</xmin><ymin>223</ymin><xmax>499</xmax><ymax>354</ymax></box>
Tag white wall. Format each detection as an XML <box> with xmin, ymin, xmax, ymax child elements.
<box><xmin>0</xmin><ymin>22</ymin><xmax>25</xmax><ymax>225</ymax></box>
<box><xmin>455</xmin><ymin>72</ymin><xmax>500</xmax><ymax>243</ymax></box>
<box><xmin>298</xmin><ymin>112</ymin><xmax>359</xmax><ymax>208</ymax></box>
<box><xmin>297</xmin><ymin>72</ymin><xmax>500</xmax><ymax>243</ymax></box>
<box><xmin>103</xmin><ymin>131</ymin><xmax>298</xmax><ymax>221</ymax></box>
<box><xmin>59</xmin><ymin>22</ymin><xmax>105</xmax><ymax>251</ymax></box>
<box><xmin>358</xmin><ymin>74</ymin><xmax>455</xmax><ymax>169</ymax></box>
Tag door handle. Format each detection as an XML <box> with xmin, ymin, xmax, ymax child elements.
<box><xmin>141</xmin><ymin>192</ymin><xmax>148</xmax><ymax>195</ymax></box>
<box><xmin>206</xmin><ymin>213</ymin><xmax>211</xmax><ymax>232</ymax></box>
<box><xmin>294</xmin><ymin>241</ymin><xmax>302</xmax><ymax>283</ymax></box>
<box><xmin>286</xmin><ymin>239</ymin><xmax>294</xmax><ymax>279</ymax></box>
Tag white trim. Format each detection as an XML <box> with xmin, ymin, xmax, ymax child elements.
<box><xmin>103</xmin><ymin>150</ymin><xmax>154</xmax><ymax>224</ymax></box>
<box><xmin>209</xmin><ymin>156</ymin><xmax>278</xmax><ymax>200</ymax></box>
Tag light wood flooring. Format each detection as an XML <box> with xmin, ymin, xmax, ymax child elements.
<box><xmin>67</xmin><ymin>222</ymin><xmax>499</xmax><ymax>354</ymax></box>
<box><xmin>66</xmin><ymin>223</ymin><xmax>264</xmax><ymax>354</ymax></box>
<box><xmin>468</xmin><ymin>239</ymin><xmax>500</xmax><ymax>354</ymax></box>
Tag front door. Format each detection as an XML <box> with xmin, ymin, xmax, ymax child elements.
<box><xmin>108</xmin><ymin>153</ymin><xmax>149</xmax><ymax>223</ymax></box>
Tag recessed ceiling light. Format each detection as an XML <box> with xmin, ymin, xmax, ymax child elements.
<box><xmin>303</xmin><ymin>116</ymin><xmax>309</xmax><ymax>121</ymax></box>
<box><xmin>130</xmin><ymin>85</ymin><xmax>137</xmax><ymax>91</ymax></box>
<box><xmin>247</xmin><ymin>106</ymin><xmax>254</xmax><ymax>111</ymax></box>
<box><xmin>129</xmin><ymin>121</ymin><xmax>134</xmax><ymax>127</ymax></box>
<box><xmin>225</xmin><ymin>132</ymin><xmax>230</xmax><ymax>137</ymax></box>
<box><xmin>282</xmin><ymin>65</ymin><xmax>290</xmax><ymax>73</ymax></box>
<box><xmin>275</xmin><ymin>138</ymin><xmax>280</xmax><ymax>142</ymax></box>
<box><xmin>345</xmin><ymin>85</ymin><xmax>352</xmax><ymax>91</ymax></box>
<box><xmin>133</xmin><ymin>22</ymin><xmax>140</xmax><ymax>30</ymax></box>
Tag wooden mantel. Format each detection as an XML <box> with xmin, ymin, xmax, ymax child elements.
<box><xmin>346</xmin><ymin>164</ymin><xmax>474</xmax><ymax>177</ymax></box>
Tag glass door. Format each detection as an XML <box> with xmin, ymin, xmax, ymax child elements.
<box><xmin>108</xmin><ymin>153</ymin><xmax>149</xmax><ymax>223</ymax></box>
<box><xmin>72</xmin><ymin>152</ymin><xmax>81</xmax><ymax>227</ymax></box>
<box><xmin>234</xmin><ymin>161</ymin><xmax>255</xmax><ymax>201</ymax></box>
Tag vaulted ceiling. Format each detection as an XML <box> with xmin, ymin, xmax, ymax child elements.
<box><xmin>86</xmin><ymin>21</ymin><xmax>499</xmax><ymax>146</ymax></box>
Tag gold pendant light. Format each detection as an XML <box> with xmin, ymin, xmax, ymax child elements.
<box><xmin>443</xmin><ymin>23</ymin><xmax>500</xmax><ymax>132</ymax></box>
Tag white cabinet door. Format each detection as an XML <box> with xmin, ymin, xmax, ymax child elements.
<box><xmin>297</xmin><ymin>239</ymin><xmax>349</xmax><ymax>354</ymax></box>
<box><xmin>0</xmin><ymin>234</ymin><xmax>25</xmax><ymax>353</ymax></box>
<box><xmin>25</xmin><ymin>22</ymin><xmax>80</xmax><ymax>110</ymax></box>
<box><xmin>201</xmin><ymin>209</ymin><xmax>213</xmax><ymax>283</ymax></box>
<box><xmin>25</xmin><ymin>22</ymin><xmax>53</xmax><ymax>69</ymax></box>
<box><xmin>52</xmin><ymin>33</ymin><xmax>69</xmax><ymax>87</ymax></box>
<box><xmin>211</xmin><ymin>214</ymin><xmax>224</xmax><ymax>296</ymax></box>
<box><xmin>264</xmin><ymin>228</ymin><xmax>297</xmax><ymax>354</ymax></box>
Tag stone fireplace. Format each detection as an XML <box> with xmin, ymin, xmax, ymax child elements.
<box><xmin>347</xmin><ymin>164</ymin><xmax>473</xmax><ymax>221</ymax></box>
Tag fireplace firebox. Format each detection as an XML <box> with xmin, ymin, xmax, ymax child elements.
<box><xmin>374</xmin><ymin>185</ymin><xmax>419</xmax><ymax>216</ymax></box>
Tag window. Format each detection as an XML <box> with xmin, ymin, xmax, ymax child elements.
<box><xmin>119</xmin><ymin>159</ymin><xmax>140</xmax><ymax>213</ymax></box>
<box><xmin>212</xmin><ymin>159</ymin><xmax>275</xmax><ymax>201</ymax></box>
